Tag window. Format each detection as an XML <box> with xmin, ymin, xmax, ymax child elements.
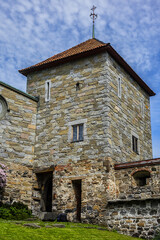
<box><xmin>133</xmin><ymin>170</ymin><xmax>151</xmax><ymax>186</ymax></box>
<box><xmin>68</xmin><ymin>119</ymin><xmax>87</xmax><ymax>143</ymax></box>
<box><xmin>0</xmin><ymin>95</ymin><xmax>8</xmax><ymax>120</ymax></box>
<box><xmin>45</xmin><ymin>80</ymin><xmax>51</xmax><ymax>102</ymax></box>
<box><xmin>76</xmin><ymin>82</ymin><xmax>80</xmax><ymax>91</ymax></box>
<box><xmin>118</xmin><ymin>77</ymin><xmax>121</xmax><ymax>98</ymax></box>
<box><xmin>132</xmin><ymin>135</ymin><xmax>138</xmax><ymax>154</ymax></box>
<box><xmin>141</xmin><ymin>100</ymin><xmax>144</xmax><ymax>117</ymax></box>
<box><xmin>72</xmin><ymin>124</ymin><xmax>84</xmax><ymax>142</ymax></box>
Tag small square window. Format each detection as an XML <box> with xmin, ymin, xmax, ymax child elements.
<box><xmin>132</xmin><ymin>135</ymin><xmax>138</xmax><ymax>154</ymax></box>
<box><xmin>72</xmin><ymin>124</ymin><xmax>84</xmax><ymax>142</ymax></box>
<box><xmin>133</xmin><ymin>170</ymin><xmax>151</xmax><ymax>187</ymax></box>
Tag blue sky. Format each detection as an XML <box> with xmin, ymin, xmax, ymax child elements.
<box><xmin>0</xmin><ymin>0</ymin><xmax>159</xmax><ymax>158</ymax></box>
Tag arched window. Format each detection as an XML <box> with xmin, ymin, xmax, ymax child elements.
<box><xmin>132</xmin><ymin>170</ymin><xmax>151</xmax><ymax>186</ymax></box>
<box><xmin>0</xmin><ymin>95</ymin><xmax>8</xmax><ymax>120</ymax></box>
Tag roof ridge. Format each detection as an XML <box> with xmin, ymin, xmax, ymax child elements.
<box><xmin>93</xmin><ymin>38</ymin><xmax>106</xmax><ymax>44</ymax></box>
<box><xmin>46</xmin><ymin>38</ymin><xmax>106</xmax><ymax>59</ymax></box>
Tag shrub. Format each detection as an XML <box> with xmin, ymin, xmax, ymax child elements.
<box><xmin>0</xmin><ymin>202</ymin><xmax>32</xmax><ymax>220</ymax></box>
<box><xmin>154</xmin><ymin>232</ymin><xmax>160</xmax><ymax>240</ymax></box>
<box><xmin>0</xmin><ymin>207</ymin><xmax>12</xmax><ymax>219</ymax></box>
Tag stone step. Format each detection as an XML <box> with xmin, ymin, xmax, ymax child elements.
<box><xmin>39</xmin><ymin>212</ymin><xmax>57</xmax><ymax>221</ymax></box>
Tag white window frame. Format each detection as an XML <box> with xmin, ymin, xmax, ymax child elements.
<box><xmin>45</xmin><ymin>80</ymin><xmax>51</xmax><ymax>102</ymax></box>
<box><xmin>118</xmin><ymin>77</ymin><xmax>121</xmax><ymax>98</ymax></box>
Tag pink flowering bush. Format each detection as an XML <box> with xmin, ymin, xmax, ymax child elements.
<box><xmin>0</xmin><ymin>163</ymin><xmax>6</xmax><ymax>190</ymax></box>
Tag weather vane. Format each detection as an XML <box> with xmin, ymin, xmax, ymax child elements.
<box><xmin>90</xmin><ymin>5</ymin><xmax>97</xmax><ymax>39</ymax></box>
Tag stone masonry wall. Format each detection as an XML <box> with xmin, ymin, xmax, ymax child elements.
<box><xmin>0</xmin><ymin>84</ymin><xmax>37</xmax><ymax>206</ymax></box>
<box><xmin>103</xmin><ymin>162</ymin><xmax>160</xmax><ymax>239</ymax></box>
<box><xmin>27</xmin><ymin>52</ymin><xmax>152</xmax><ymax>168</ymax></box>
<box><xmin>53</xmin><ymin>160</ymin><xmax>108</xmax><ymax>223</ymax></box>
<box><xmin>27</xmin><ymin>53</ymin><xmax>111</xmax><ymax>167</ymax></box>
<box><xmin>104</xmin><ymin>199</ymin><xmax>160</xmax><ymax>239</ymax></box>
<box><xmin>2</xmin><ymin>161</ymin><xmax>33</xmax><ymax>206</ymax></box>
<box><xmin>31</xmin><ymin>159</ymin><xmax>108</xmax><ymax>221</ymax></box>
<box><xmin>106</xmin><ymin>54</ymin><xmax>152</xmax><ymax>164</ymax></box>
<box><xmin>113</xmin><ymin>165</ymin><xmax>160</xmax><ymax>201</ymax></box>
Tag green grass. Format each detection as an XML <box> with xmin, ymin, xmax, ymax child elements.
<box><xmin>0</xmin><ymin>219</ymin><xmax>143</xmax><ymax>240</ymax></box>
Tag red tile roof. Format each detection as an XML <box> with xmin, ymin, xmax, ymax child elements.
<box><xmin>19</xmin><ymin>38</ymin><xmax>155</xmax><ymax>96</ymax></box>
<box><xmin>19</xmin><ymin>38</ymin><xmax>107</xmax><ymax>75</ymax></box>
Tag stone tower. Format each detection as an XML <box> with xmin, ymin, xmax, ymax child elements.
<box><xmin>0</xmin><ymin>38</ymin><xmax>159</xmax><ymax>238</ymax></box>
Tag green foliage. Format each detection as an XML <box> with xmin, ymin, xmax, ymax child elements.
<box><xmin>0</xmin><ymin>207</ymin><xmax>12</xmax><ymax>219</ymax></box>
<box><xmin>154</xmin><ymin>232</ymin><xmax>160</xmax><ymax>240</ymax></box>
<box><xmin>0</xmin><ymin>202</ymin><xmax>32</xmax><ymax>220</ymax></box>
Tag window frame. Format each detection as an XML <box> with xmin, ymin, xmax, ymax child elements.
<box><xmin>68</xmin><ymin>119</ymin><xmax>87</xmax><ymax>143</ymax></box>
<box><xmin>132</xmin><ymin>135</ymin><xmax>139</xmax><ymax>154</ymax></box>
<box><xmin>72</xmin><ymin>124</ymin><xmax>84</xmax><ymax>142</ymax></box>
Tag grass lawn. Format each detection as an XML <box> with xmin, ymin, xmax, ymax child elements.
<box><xmin>0</xmin><ymin>219</ymin><xmax>143</xmax><ymax>240</ymax></box>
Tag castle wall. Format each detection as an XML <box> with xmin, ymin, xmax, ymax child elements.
<box><xmin>114</xmin><ymin>164</ymin><xmax>160</xmax><ymax>200</ymax></box>
<box><xmin>106</xmin><ymin>54</ymin><xmax>152</xmax><ymax>163</ymax></box>
<box><xmin>104</xmin><ymin>199</ymin><xmax>160</xmax><ymax>239</ymax></box>
<box><xmin>0</xmin><ymin>84</ymin><xmax>37</xmax><ymax>206</ymax></box>
<box><xmin>103</xmin><ymin>160</ymin><xmax>160</xmax><ymax>239</ymax></box>
<box><xmin>3</xmin><ymin>162</ymin><xmax>33</xmax><ymax>205</ymax></box>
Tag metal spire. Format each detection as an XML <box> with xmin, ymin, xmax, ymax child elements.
<box><xmin>90</xmin><ymin>5</ymin><xmax>97</xmax><ymax>38</ymax></box>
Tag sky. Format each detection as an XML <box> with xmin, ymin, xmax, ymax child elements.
<box><xmin>0</xmin><ymin>0</ymin><xmax>159</xmax><ymax>158</ymax></box>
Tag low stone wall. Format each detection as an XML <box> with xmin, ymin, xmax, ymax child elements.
<box><xmin>104</xmin><ymin>199</ymin><xmax>160</xmax><ymax>239</ymax></box>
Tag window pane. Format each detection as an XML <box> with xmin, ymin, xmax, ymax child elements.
<box><xmin>47</xmin><ymin>82</ymin><xmax>50</xmax><ymax>100</ymax></box>
<box><xmin>135</xmin><ymin>138</ymin><xmax>138</xmax><ymax>152</ymax></box>
<box><xmin>79</xmin><ymin>124</ymin><xmax>83</xmax><ymax>141</ymax></box>
<box><xmin>132</xmin><ymin>136</ymin><xmax>134</xmax><ymax>151</ymax></box>
<box><xmin>73</xmin><ymin>125</ymin><xmax>77</xmax><ymax>142</ymax></box>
